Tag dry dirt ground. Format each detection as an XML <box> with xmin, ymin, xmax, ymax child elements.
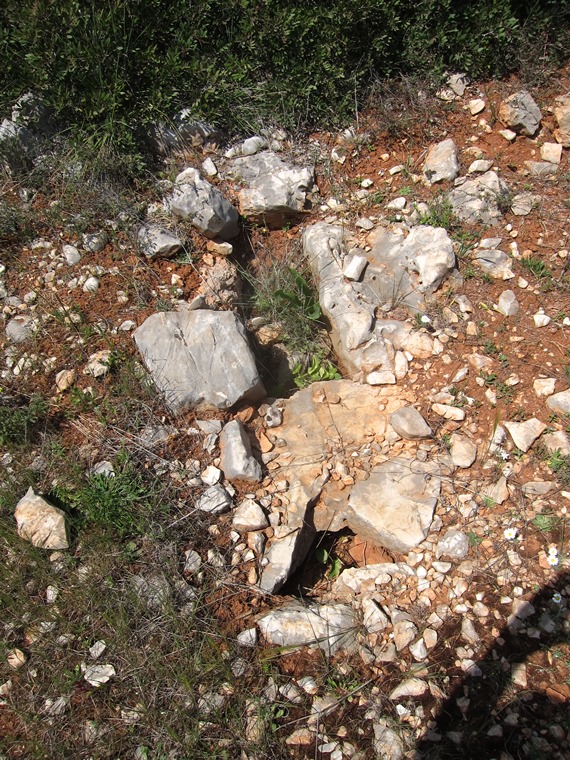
<box><xmin>1</xmin><ymin>67</ymin><xmax>570</xmax><ymax>760</ymax></box>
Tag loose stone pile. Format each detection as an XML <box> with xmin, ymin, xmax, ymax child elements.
<box><xmin>2</xmin><ymin>78</ymin><xmax>570</xmax><ymax>756</ymax></box>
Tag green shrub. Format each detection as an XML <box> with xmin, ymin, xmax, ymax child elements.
<box><xmin>0</xmin><ymin>1</ymin><xmax>567</xmax><ymax>152</ymax></box>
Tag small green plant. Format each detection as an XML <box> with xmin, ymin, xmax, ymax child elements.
<box><xmin>70</xmin><ymin>451</ymin><xmax>158</xmax><ymax>537</ymax></box>
<box><xmin>275</xmin><ymin>267</ymin><xmax>322</xmax><ymax>322</ymax></box>
<box><xmin>315</xmin><ymin>546</ymin><xmax>344</xmax><ymax>579</ymax></box>
<box><xmin>520</xmin><ymin>256</ymin><xmax>552</xmax><ymax>280</ymax></box>
<box><xmin>532</xmin><ymin>513</ymin><xmax>561</xmax><ymax>534</ymax></box>
<box><xmin>547</xmin><ymin>450</ymin><xmax>570</xmax><ymax>487</ymax></box>
<box><xmin>418</xmin><ymin>197</ymin><xmax>460</xmax><ymax>231</ymax></box>
<box><xmin>481</xmin><ymin>371</ymin><xmax>514</xmax><ymax>403</ymax></box>
<box><xmin>468</xmin><ymin>530</ymin><xmax>483</xmax><ymax>546</ymax></box>
<box><xmin>293</xmin><ymin>356</ymin><xmax>341</xmax><ymax>388</ymax></box>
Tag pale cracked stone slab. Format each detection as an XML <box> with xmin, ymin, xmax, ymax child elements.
<box><xmin>504</xmin><ymin>418</ymin><xmax>546</xmax><ymax>452</ymax></box>
<box><xmin>257</xmin><ymin>601</ymin><xmax>357</xmax><ymax>655</ymax></box>
<box><xmin>448</xmin><ymin>171</ymin><xmax>511</xmax><ymax>226</ymax></box>
<box><xmin>259</xmin><ymin>381</ymin><xmax>441</xmax><ymax>592</ymax></box>
<box><xmin>345</xmin><ymin>458</ymin><xmax>440</xmax><ymax>553</ymax></box>
<box><xmin>450</xmin><ymin>434</ymin><xmax>477</xmax><ymax>468</ymax></box>
<box><xmin>134</xmin><ymin>309</ymin><xmax>264</xmax><ymax>413</ymax></box>
<box><xmin>423</xmin><ymin>139</ymin><xmax>459</xmax><ymax>184</ymax></box>
<box><xmin>14</xmin><ymin>488</ymin><xmax>69</xmax><ymax>550</ymax></box>
<box><xmin>219</xmin><ymin>420</ymin><xmax>262</xmax><ymax>482</ymax></box>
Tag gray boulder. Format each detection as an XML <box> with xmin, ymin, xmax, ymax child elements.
<box><xmin>134</xmin><ymin>309</ymin><xmax>265</xmax><ymax>412</ymax></box>
<box><xmin>220</xmin><ymin>420</ymin><xmax>262</xmax><ymax>482</ymax></box>
<box><xmin>170</xmin><ymin>168</ymin><xmax>239</xmax><ymax>240</ymax></box>
<box><xmin>229</xmin><ymin>151</ymin><xmax>313</xmax><ymax>228</ymax></box>
<box><xmin>423</xmin><ymin>139</ymin><xmax>460</xmax><ymax>184</ymax></box>
<box><xmin>448</xmin><ymin>171</ymin><xmax>511</xmax><ymax>225</ymax></box>
<box><xmin>499</xmin><ymin>91</ymin><xmax>542</xmax><ymax>137</ymax></box>
<box><xmin>137</xmin><ymin>225</ymin><xmax>183</xmax><ymax>260</ymax></box>
<box><xmin>151</xmin><ymin>111</ymin><xmax>222</xmax><ymax>153</ymax></box>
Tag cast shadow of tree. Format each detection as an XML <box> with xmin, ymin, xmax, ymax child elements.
<box><xmin>414</xmin><ymin>570</ymin><xmax>570</xmax><ymax>759</ymax></box>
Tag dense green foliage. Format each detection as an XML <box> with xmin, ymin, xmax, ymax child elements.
<box><xmin>0</xmin><ymin>1</ymin><xmax>568</xmax><ymax>145</ymax></box>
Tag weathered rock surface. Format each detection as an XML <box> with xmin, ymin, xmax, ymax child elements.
<box><xmin>220</xmin><ymin>420</ymin><xmax>263</xmax><ymax>482</ymax></box>
<box><xmin>331</xmin><ymin>563</ymin><xmax>415</xmax><ymax>601</ymax></box>
<box><xmin>448</xmin><ymin>171</ymin><xmax>510</xmax><ymax>225</ymax></box>
<box><xmin>232</xmin><ymin>498</ymin><xmax>268</xmax><ymax>532</ymax></box>
<box><xmin>344</xmin><ymin>458</ymin><xmax>440</xmax><ymax>553</ymax></box>
<box><xmin>553</xmin><ymin>93</ymin><xmax>570</xmax><ymax>147</ymax></box>
<box><xmin>499</xmin><ymin>91</ymin><xmax>542</xmax><ymax>136</ymax></box>
<box><xmin>450</xmin><ymin>434</ymin><xmax>477</xmax><ymax>468</ymax></box>
<box><xmin>137</xmin><ymin>225</ymin><xmax>183</xmax><ymax>260</ymax></box>
<box><xmin>258</xmin><ymin>381</ymin><xmax>442</xmax><ymax>591</ymax></box>
<box><xmin>152</xmin><ymin>111</ymin><xmax>222</xmax><ymax>153</ymax></box>
<box><xmin>228</xmin><ymin>151</ymin><xmax>313</xmax><ymax>228</ymax></box>
<box><xmin>170</xmin><ymin>168</ymin><xmax>239</xmax><ymax>240</ymax></box>
<box><xmin>505</xmin><ymin>418</ymin><xmax>546</xmax><ymax>452</ymax></box>
<box><xmin>473</xmin><ymin>247</ymin><xmax>515</xmax><ymax>280</ymax></box>
<box><xmin>546</xmin><ymin>389</ymin><xmax>570</xmax><ymax>415</ymax></box>
<box><xmin>423</xmin><ymin>139</ymin><xmax>460</xmax><ymax>184</ymax></box>
<box><xmin>6</xmin><ymin>316</ymin><xmax>33</xmax><ymax>343</ymax></box>
<box><xmin>389</xmin><ymin>407</ymin><xmax>432</xmax><ymax>440</ymax></box>
<box><xmin>14</xmin><ymin>488</ymin><xmax>69</xmax><ymax>550</ymax></box>
<box><xmin>134</xmin><ymin>309</ymin><xmax>264</xmax><ymax>412</ymax></box>
<box><xmin>541</xmin><ymin>430</ymin><xmax>570</xmax><ymax>456</ymax></box>
<box><xmin>257</xmin><ymin>601</ymin><xmax>357</xmax><ymax>655</ymax></box>
<box><xmin>304</xmin><ymin>222</ymin><xmax>455</xmax><ymax>378</ymax></box>
<box><xmin>196</xmin><ymin>485</ymin><xmax>232</xmax><ymax>515</ymax></box>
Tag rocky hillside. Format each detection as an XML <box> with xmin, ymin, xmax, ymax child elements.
<box><xmin>1</xmin><ymin>71</ymin><xmax>570</xmax><ymax>759</ymax></box>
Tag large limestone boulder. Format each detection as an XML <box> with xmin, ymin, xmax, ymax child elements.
<box><xmin>304</xmin><ymin>223</ymin><xmax>395</xmax><ymax>377</ymax></box>
<box><xmin>257</xmin><ymin>601</ymin><xmax>357</xmax><ymax>655</ymax></box>
<box><xmin>344</xmin><ymin>458</ymin><xmax>440</xmax><ymax>553</ymax></box>
<box><xmin>303</xmin><ymin>223</ymin><xmax>454</xmax><ymax>379</ymax></box>
<box><xmin>423</xmin><ymin>139</ymin><xmax>460</xmax><ymax>184</ymax></box>
<box><xmin>170</xmin><ymin>168</ymin><xmax>239</xmax><ymax>240</ymax></box>
<box><xmin>14</xmin><ymin>488</ymin><xmax>69</xmax><ymax>550</ymax></box>
<box><xmin>448</xmin><ymin>171</ymin><xmax>511</xmax><ymax>225</ymax></box>
<box><xmin>554</xmin><ymin>94</ymin><xmax>570</xmax><ymax>147</ymax></box>
<box><xmin>228</xmin><ymin>151</ymin><xmax>313</xmax><ymax>228</ymax></box>
<box><xmin>499</xmin><ymin>91</ymin><xmax>542</xmax><ymax>137</ymax></box>
<box><xmin>258</xmin><ymin>381</ymin><xmax>442</xmax><ymax>592</ymax></box>
<box><xmin>134</xmin><ymin>309</ymin><xmax>265</xmax><ymax>413</ymax></box>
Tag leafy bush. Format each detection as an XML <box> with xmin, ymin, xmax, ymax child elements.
<box><xmin>0</xmin><ymin>1</ymin><xmax>568</xmax><ymax>151</ymax></box>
